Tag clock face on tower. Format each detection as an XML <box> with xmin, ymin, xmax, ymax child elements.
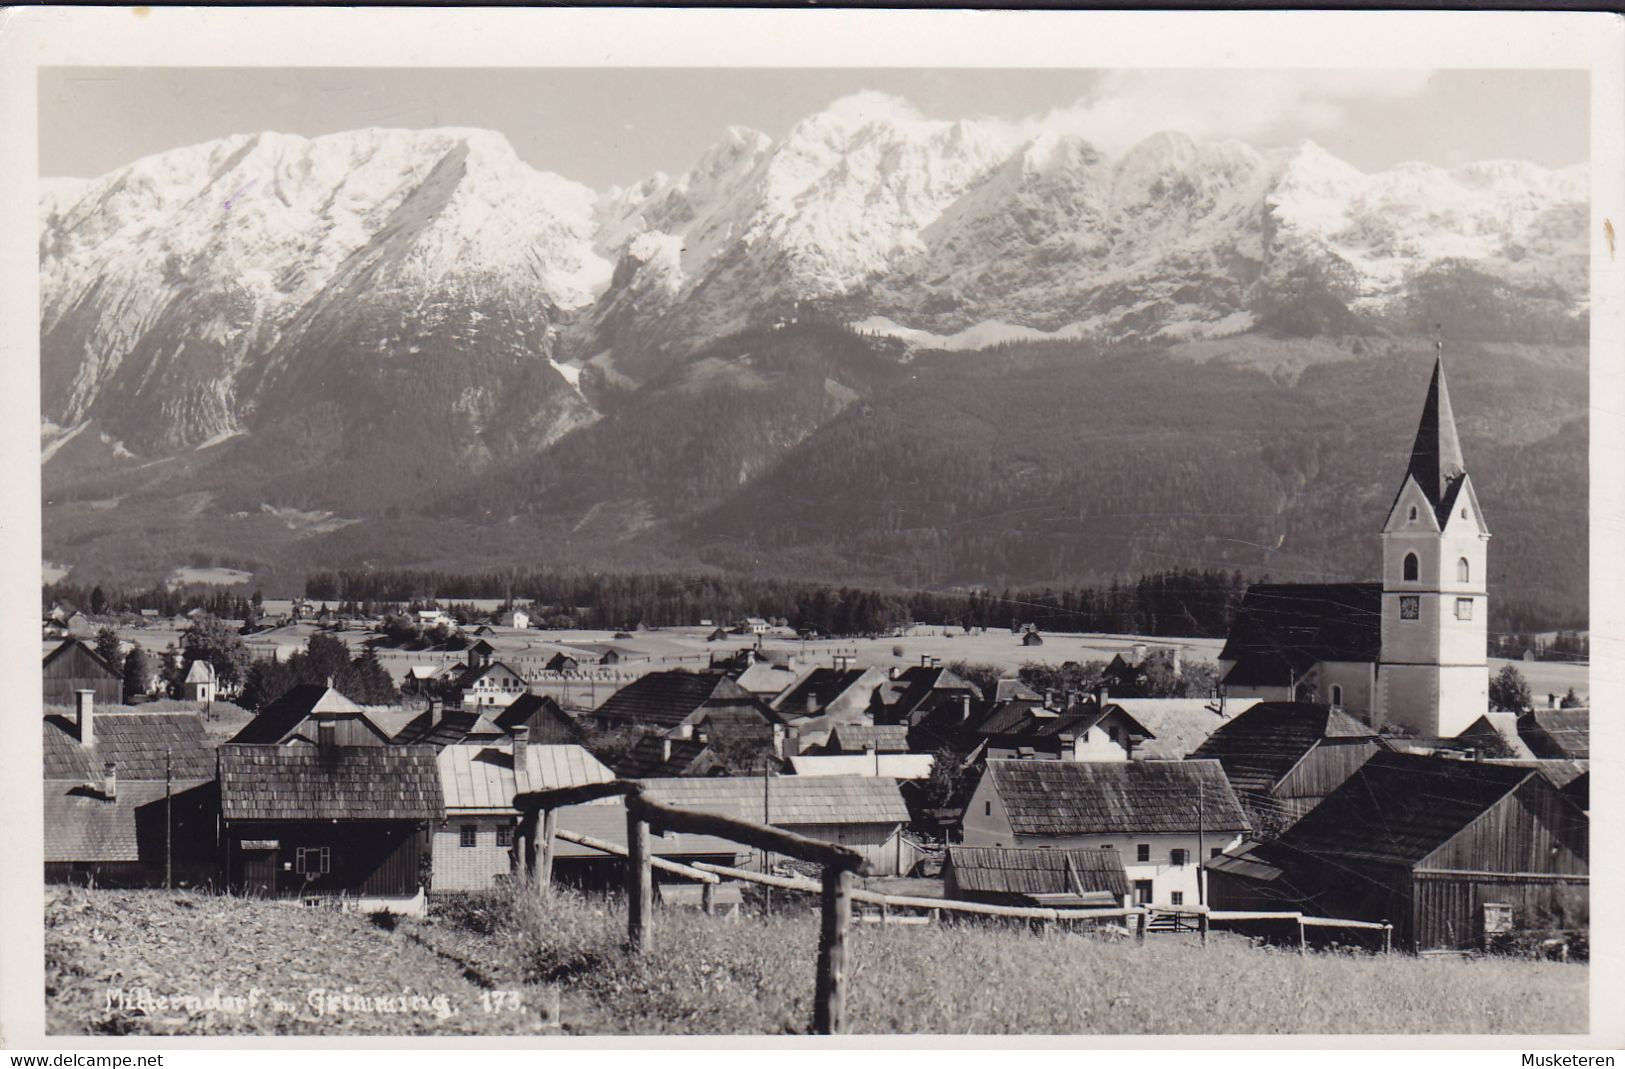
<box><xmin>1400</xmin><ymin>596</ymin><xmax>1420</xmax><ymax>620</ymax></box>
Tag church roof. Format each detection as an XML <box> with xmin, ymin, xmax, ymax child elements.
<box><xmin>1219</xmin><ymin>583</ymin><xmax>1383</xmax><ymax>684</ymax></box>
<box><xmin>1395</xmin><ymin>354</ymin><xmax>1469</xmax><ymax>527</ymax></box>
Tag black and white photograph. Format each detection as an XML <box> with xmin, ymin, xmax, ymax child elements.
<box><xmin>0</xmin><ymin>6</ymin><xmax>1619</xmax><ymax>1050</ymax></box>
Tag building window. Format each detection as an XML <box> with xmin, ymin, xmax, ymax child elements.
<box><xmin>1408</xmin><ymin>505</ymin><xmax>1418</xmax><ymax>522</ymax></box>
<box><xmin>1171</xmin><ymin>849</ymin><xmax>1188</xmax><ymax>867</ymax></box>
<box><xmin>1170</xmin><ymin>891</ymin><xmax>1185</xmax><ymax>906</ymax></box>
<box><xmin>1400</xmin><ymin>596</ymin><xmax>1420</xmax><ymax>620</ymax></box>
<box><xmin>1101</xmin><ymin>844</ymin><xmax>1115</xmax><ymax>850</ymax></box>
<box><xmin>1456</xmin><ymin>597</ymin><xmax>1474</xmax><ymax>621</ymax></box>
<box><xmin>1458</xmin><ymin>557</ymin><xmax>1470</xmax><ymax>582</ymax></box>
<box><xmin>1136</xmin><ymin>844</ymin><xmax>1150</xmax><ymax>863</ymax></box>
<box><xmin>459</xmin><ymin>825</ymin><xmax>477</xmax><ymax>848</ymax></box>
<box><xmin>1403</xmin><ymin>553</ymin><xmax>1419</xmax><ymax>582</ymax></box>
<box><xmin>1330</xmin><ymin>684</ymin><xmax>1343</xmax><ymax>706</ymax></box>
<box><xmin>497</xmin><ymin>825</ymin><xmax>514</xmax><ymax>848</ymax></box>
<box><xmin>295</xmin><ymin>846</ymin><xmax>330</xmax><ymax>875</ymax></box>
<box><xmin>985</xmin><ymin>801</ymin><xmax>992</xmax><ymax>817</ymax></box>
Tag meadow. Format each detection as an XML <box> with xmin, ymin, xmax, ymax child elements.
<box><xmin>45</xmin><ymin>885</ymin><xmax>1588</xmax><ymax>1037</ymax></box>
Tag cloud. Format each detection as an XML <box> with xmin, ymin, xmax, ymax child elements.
<box><xmin>1031</xmin><ymin>70</ymin><xmax>1436</xmax><ymax>155</ymax></box>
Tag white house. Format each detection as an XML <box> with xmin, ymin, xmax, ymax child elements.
<box><xmin>960</xmin><ymin>759</ymin><xmax>1249</xmax><ymax>908</ymax></box>
<box><xmin>182</xmin><ymin>659</ymin><xmax>216</xmax><ymax>704</ymax></box>
<box><xmin>500</xmin><ymin>608</ymin><xmax>531</xmax><ymax>630</ymax></box>
<box><xmin>447</xmin><ymin>642</ymin><xmax>530</xmax><ymax>710</ymax></box>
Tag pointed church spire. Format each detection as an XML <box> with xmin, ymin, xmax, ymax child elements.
<box><xmin>1403</xmin><ymin>342</ymin><xmax>1467</xmax><ymax>522</ymax></box>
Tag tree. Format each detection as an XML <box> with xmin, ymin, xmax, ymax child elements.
<box><xmin>345</xmin><ymin>646</ymin><xmax>398</xmax><ymax>706</ymax></box>
<box><xmin>180</xmin><ymin>614</ymin><xmax>251</xmax><ymax>692</ymax></box>
<box><xmin>121</xmin><ymin>644</ymin><xmax>149</xmax><ymax>703</ymax></box>
<box><xmin>89</xmin><ymin>585</ymin><xmax>107</xmax><ymax>616</ymax></box>
<box><xmin>1560</xmin><ymin>687</ymin><xmax>1583</xmax><ymax>709</ymax></box>
<box><xmin>93</xmin><ymin>626</ymin><xmax>123</xmax><ymax>672</ymax></box>
<box><xmin>1489</xmin><ymin>665</ymin><xmax>1533</xmax><ymax>713</ymax></box>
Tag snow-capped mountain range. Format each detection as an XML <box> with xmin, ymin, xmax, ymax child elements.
<box><xmin>40</xmin><ymin>90</ymin><xmax>1587</xmax><ymax>464</ymax></box>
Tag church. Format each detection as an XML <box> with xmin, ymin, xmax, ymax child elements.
<box><xmin>1218</xmin><ymin>353</ymin><xmax>1490</xmax><ymax>738</ymax></box>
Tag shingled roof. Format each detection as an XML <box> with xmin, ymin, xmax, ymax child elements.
<box><xmin>593</xmin><ymin>672</ymin><xmax>760</xmax><ymax>730</ymax></box>
<box><xmin>982</xmin><ymin>758</ymin><xmax>1248</xmax><ymax>836</ymax></box>
<box><xmin>1265</xmin><ymin>751</ymin><xmax>1536</xmax><ymax>866</ymax></box>
<box><xmin>1189</xmin><ymin>701</ymin><xmax>1383</xmax><ymax>795</ymax></box>
<box><xmin>1519</xmin><ymin>709</ymin><xmax>1589</xmax><ymax>760</ymax></box>
<box><xmin>228</xmin><ymin>684</ymin><xmax>376</xmax><ymax>744</ymax></box>
<box><xmin>391</xmin><ymin>707</ymin><xmax>505</xmax><ymax>748</ymax></box>
<box><xmin>1219</xmin><ymin>583</ymin><xmax>1383</xmax><ymax>684</ymax></box>
<box><xmin>43</xmin><ymin>781</ymin><xmax>169</xmax><ymax>863</ymax></box>
<box><xmin>946</xmin><ymin>846</ymin><xmax>1129</xmax><ymax>898</ymax></box>
<box><xmin>43</xmin><ymin>712</ymin><xmax>216</xmax><ymax>781</ymax></box>
<box><xmin>640</xmin><ymin>774</ymin><xmax>910</xmax><ymax>826</ymax></box>
<box><xmin>218</xmin><ymin>744</ymin><xmax>443</xmax><ymax>822</ymax></box>
<box><xmin>492</xmin><ymin>693</ymin><xmax>586</xmax><ymax>743</ymax></box>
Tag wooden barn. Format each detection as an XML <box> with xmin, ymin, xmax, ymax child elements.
<box><xmin>43</xmin><ymin>638</ymin><xmax>122</xmax><ymax>707</ymax></box>
<box><xmin>943</xmin><ymin>846</ymin><xmax>1130</xmax><ymax>909</ymax></box>
<box><xmin>218</xmin><ymin>742</ymin><xmax>444</xmax><ymax>914</ymax></box>
<box><xmin>1188</xmin><ymin>701</ymin><xmax>1389</xmax><ymax>835</ymax></box>
<box><xmin>229</xmin><ymin>684</ymin><xmax>394</xmax><ymax>746</ymax></box>
<box><xmin>1205</xmin><ymin>751</ymin><xmax>1588</xmax><ymax>951</ymax></box>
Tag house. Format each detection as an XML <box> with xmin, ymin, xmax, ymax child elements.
<box><xmin>492</xmin><ymin>692</ymin><xmax>587</xmax><ymax>745</ymax></box>
<box><xmin>1022</xmin><ymin>630</ymin><xmax>1044</xmax><ymax>647</ymax></box>
<box><xmin>1205</xmin><ymin>752</ymin><xmax>1587</xmax><ymax>951</ymax></box>
<box><xmin>401</xmin><ymin>665</ymin><xmax>440</xmax><ymax>695</ymax></box>
<box><xmin>1188</xmin><ymin>702</ymin><xmax>1390</xmax><ymax>835</ymax></box>
<box><xmin>1109</xmin><ymin>698</ymin><xmax>1252</xmax><ymax>760</ymax></box>
<box><xmin>43</xmin><ymin>697</ymin><xmax>219</xmax><ymax>887</ymax></box>
<box><xmin>182</xmin><ymin>659</ymin><xmax>217</xmax><ymax>703</ymax></box>
<box><xmin>770</xmin><ymin>662</ymin><xmax>888</xmax><ymax>748</ymax></box>
<box><xmin>218</xmin><ymin>742</ymin><xmax>444</xmax><ymax>914</ymax></box>
<box><xmin>730</xmin><ymin>655</ymin><xmax>802</xmax><ymax>698</ymax></box>
<box><xmin>961</xmin><ymin>759</ymin><xmax>1249</xmax><ymax>907</ymax></box>
<box><xmin>446</xmin><ymin>641</ymin><xmax>530</xmax><ymax>709</ymax></box>
<box><xmin>229</xmin><ymin>684</ymin><xmax>394</xmax><ymax>746</ymax></box>
<box><xmin>545</xmin><ymin>652</ymin><xmax>581</xmax><ymax>673</ymax></box>
<box><xmin>706</xmin><ymin>628</ymin><xmax>731</xmax><ymax>643</ymax></box>
<box><xmin>433</xmin><ymin>731</ymin><xmax>615</xmax><ymax>892</ymax></box>
<box><xmin>789</xmin><ymin>753</ymin><xmax>935</xmax><ymax>780</ymax></box>
<box><xmin>417</xmin><ymin>609</ymin><xmax>455</xmax><ymax>628</ymax></box>
<box><xmin>1218</xmin><ymin>357</ymin><xmax>1492</xmax><ymax>737</ymax></box>
<box><xmin>591</xmin><ymin>671</ymin><xmax>778</xmax><ymax>739</ymax></box>
<box><xmin>43</xmin><ymin>638</ymin><xmax>122</xmax><ymax>707</ymax></box>
<box><xmin>943</xmin><ymin>846</ymin><xmax>1130</xmax><ymax>909</ymax></box>
<box><xmin>638</xmin><ymin>774</ymin><xmax>915</xmax><ymax>875</ymax></box>
<box><xmin>499</xmin><ymin>608</ymin><xmax>531</xmax><ymax>630</ymax></box>
<box><xmin>740</xmin><ymin>617</ymin><xmax>771</xmax><ymax>635</ymax></box>
<box><xmin>973</xmin><ymin>691</ymin><xmax>1154</xmax><ymax>763</ymax></box>
<box><xmin>598</xmin><ymin>649</ymin><xmax>623</xmax><ymax>666</ymax></box>
<box><xmin>613</xmin><ymin>735</ymin><xmax>733</xmax><ymax>778</ymax></box>
<box><xmin>1454</xmin><ymin>712</ymin><xmax>1536</xmax><ymax>759</ymax></box>
<box><xmin>873</xmin><ymin>659</ymin><xmax>983</xmax><ymax>729</ymax></box>
<box><xmin>1517</xmin><ymin>709</ymin><xmax>1588</xmax><ymax>760</ymax></box>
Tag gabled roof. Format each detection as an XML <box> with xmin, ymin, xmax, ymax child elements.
<box><xmin>993</xmin><ymin>679</ymin><xmax>1042</xmax><ymax>702</ymax></box>
<box><xmin>593</xmin><ymin>672</ymin><xmax>757</xmax><ymax>729</ymax></box>
<box><xmin>439</xmin><ymin>742</ymin><xmax>614</xmax><ymax>811</ymax></box>
<box><xmin>183</xmin><ymin>659</ymin><xmax>216</xmax><ymax>684</ymax></box>
<box><xmin>1454</xmin><ymin>713</ymin><xmax>1535</xmax><ymax>759</ymax></box>
<box><xmin>1393</xmin><ymin>355</ymin><xmax>1469</xmax><ymax>528</ymax></box>
<box><xmin>1481</xmin><ymin>758</ymin><xmax>1589</xmax><ymax>789</ymax></box>
<box><xmin>823</xmin><ymin>723</ymin><xmax>910</xmax><ymax>754</ymax></box>
<box><xmin>772</xmin><ymin>667</ymin><xmax>884</xmax><ymax>715</ymax></box>
<box><xmin>219</xmin><ymin>744</ymin><xmax>444</xmax><ymax>821</ymax></box>
<box><xmin>492</xmin><ymin>692</ymin><xmax>586</xmax><ymax>743</ymax></box>
<box><xmin>614</xmin><ymin>735</ymin><xmax>718</xmax><ymax>778</ymax></box>
<box><xmin>229</xmin><ymin>684</ymin><xmax>369</xmax><ymax>744</ymax></box>
<box><xmin>982</xmin><ymin>758</ymin><xmax>1248</xmax><ymax>836</ymax></box>
<box><xmin>1263</xmin><ymin>751</ymin><xmax>1535</xmax><ymax>866</ymax></box>
<box><xmin>640</xmin><ymin>774</ymin><xmax>910</xmax><ymax>826</ymax></box>
<box><xmin>42</xmin><ymin>780</ymin><xmax>189</xmax><ymax>863</ymax></box>
<box><xmin>42</xmin><ymin>637</ymin><xmax>120</xmax><ymax>679</ymax></box>
<box><xmin>1519</xmin><ymin>709</ymin><xmax>1589</xmax><ymax>759</ymax></box>
<box><xmin>1190</xmin><ymin>701</ymin><xmax>1382</xmax><ymax>795</ymax></box>
<box><xmin>975</xmin><ymin>698</ymin><xmax>1153</xmax><ymax>746</ymax></box>
<box><xmin>450</xmin><ymin>659</ymin><xmax>527</xmax><ymax>689</ymax></box>
<box><xmin>696</xmin><ymin>704</ymin><xmax>780</xmax><ymax>740</ymax></box>
<box><xmin>1117</xmin><ymin>698</ymin><xmax>1247</xmax><ymax>760</ymax></box>
<box><xmin>43</xmin><ymin>712</ymin><xmax>216</xmax><ymax>781</ymax></box>
<box><xmin>1219</xmin><ymin>583</ymin><xmax>1382</xmax><ymax>681</ymax></box>
<box><xmin>946</xmin><ymin>846</ymin><xmax>1129</xmax><ymax>898</ymax></box>
<box><xmin>391</xmin><ymin>707</ymin><xmax>505</xmax><ymax>748</ymax></box>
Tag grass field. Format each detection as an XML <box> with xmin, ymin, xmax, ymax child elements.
<box><xmin>45</xmin><ymin>886</ymin><xmax>1588</xmax><ymax>1037</ymax></box>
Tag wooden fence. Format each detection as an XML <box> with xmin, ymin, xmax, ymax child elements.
<box><xmin>514</xmin><ymin>781</ymin><xmax>1392</xmax><ymax>1033</ymax></box>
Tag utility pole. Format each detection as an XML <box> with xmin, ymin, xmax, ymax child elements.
<box><xmin>164</xmin><ymin>747</ymin><xmax>173</xmax><ymax>891</ymax></box>
<box><xmin>1195</xmin><ymin>779</ymin><xmax>1204</xmax><ymax>907</ymax></box>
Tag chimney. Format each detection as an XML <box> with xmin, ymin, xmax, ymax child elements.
<box><xmin>511</xmin><ymin>725</ymin><xmax>529</xmax><ymax>767</ymax></box>
<box><xmin>428</xmin><ymin>697</ymin><xmax>443</xmax><ymax>725</ymax></box>
<box><xmin>960</xmin><ymin>694</ymin><xmax>972</xmax><ymax>722</ymax></box>
<box><xmin>1132</xmin><ymin>643</ymin><xmax>1147</xmax><ymax>665</ymax></box>
<box><xmin>888</xmin><ymin>665</ymin><xmax>902</xmax><ymax>680</ymax></box>
<box><xmin>101</xmin><ymin>760</ymin><xmax>117</xmax><ymax>800</ymax></box>
<box><xmin>318</xmin><ymin>720</ymin><xmax>337</xmax><ymax>752</ymax></box>
<box><xmin>75</xmin><ymin>690</ymin><xmax>95</xmax><ymax>747</ymax></box>
<box><xmin>805</xmin><ymin>692</ymin><xmax>819</xmax><ymax>714</ymax></box>
<box><xmin>787</xmin><ymin>726</ymin><xmax>802</xmax><ymax>756</ymax></box>
<box><xmin>1549</xmin><ymin>693</ymin><xmax>1558</xmax><ymax>709</ymax></box>
<box><xmin>1045</xmin><ymin>688</ymin><xmax>1056</xmax><ymax>709</ymax></box>
<box><xmin>772</xmin><ymin>722</ymin><xmax>786</xmax><ymax>758</ymax></box>
<box><xmin>662</xmin><ymin>737</ymin><xmax>673</xmax><ymax>763</ymax></box>
<box><xmin>679</xmin><ymin>722</ymin><xmax>695</xmax><ymax>740</ymax></box>
<box><xmin>1094</xmin><ymin>682</ymin><xmax>1109</xmax><ymax>712</ymax></box>
<box><xmin>325</xmin><ymin>675</ymin><xmax>335</xmax><ymax>690</ymax></box>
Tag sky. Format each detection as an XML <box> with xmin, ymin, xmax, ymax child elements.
<box><xmin>39</xmin><ymin>68</ymin><xmax>1589</xmax><ymax>188</ymax></box>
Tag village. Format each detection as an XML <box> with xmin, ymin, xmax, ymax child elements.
<box><xmin>39</xmin><ymin>356</ymin><xmax>1590</xmax><ymax>1033</ymax></box>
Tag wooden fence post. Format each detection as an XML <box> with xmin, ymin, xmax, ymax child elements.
<box><xmin>1382</xmin><ymin>922</ymin><xmax>1392</xmax><ymax>955</ymax></box>
<box><xmin>1134</xmin><ymin>909</ymin><xmax>1147</xmax><ymax>944</ymax></box>
<box><xmin>813</xmin><ymin>866</ymin><xmax>852</xmax><ymax>1035</ymax></box>
<box><xmin>702</xmin><ymin>881</ymin><xmax>715</xmax><ymax>915</ymax></box>
<box><xmin>1296</xmin><ymin>916</ymin><xmax>1307</xmax><ymax>955</ymax></box>
<box><xmin>536</xmin><ymin>808</ymin><xmax>559</xmax><ymax>896</ymax></box>
<box><xmin>626</xmin><ymin>808</ymin><xmax>652</xmax><ymax>954</ymax></box>
<box><xmin>1198</xmin><ymin>910</ymin><xmax>1209</xmax><ymax>947</ymax></box>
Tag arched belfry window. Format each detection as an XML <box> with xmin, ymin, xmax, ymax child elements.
<box><xmin>1403</xmin><ymin>553</ymin><xmax>1419</xmax><ymax>582</ymax></box>
<box><xmin>1457</xmin><ymin>557</ymin><xmax>1469</xmax><ymax>582</ymax></box>
<box><xmin>1330</xmin><ymin>684</ymin><xmax>1343</xmax><ymax>707</ymax></box>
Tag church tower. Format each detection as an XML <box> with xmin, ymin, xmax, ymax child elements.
<box><xmin>1374</xmin><ymin>351</ymin><xmax>1490</xmax><ymax>737</ymax></box>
